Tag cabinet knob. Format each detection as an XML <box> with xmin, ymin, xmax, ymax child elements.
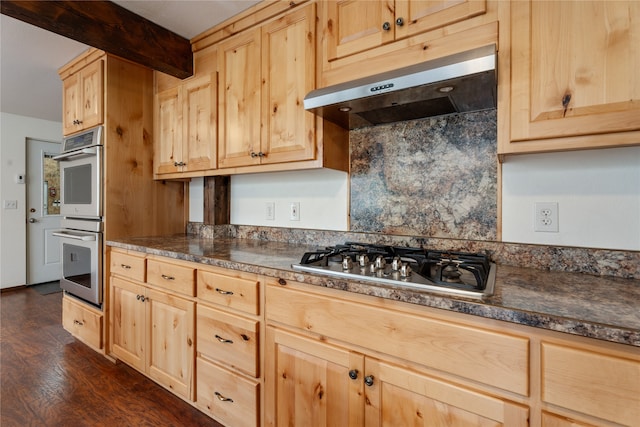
<box><xmin>250</xmin><ymin>151</ymin><xmax>259</xmax><ymax>158</ymax></box>
<box><xmin>278</xmin><ymin>278</ymin><xmax>287</xmax><ymax>286</ymax></box>
<box><xmin>396</xmin><ymin>17</ymin><xmax>404</xmax><ymax>26</ymax></box>
<box><xmin>382</xmin><ymin>21</ymin><xmax>391</xmax><ymax>31</ymax></box>
<box><xmin>348</xmin><ymin>369</ymin><xmax>359</xmax><ymax>380</ymax></box>
<box><xmin>364</xmin><ymin>375</ymin><xmax>374</xmax><ymax>387</ymax></box>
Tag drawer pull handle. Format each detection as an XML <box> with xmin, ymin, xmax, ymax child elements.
<box><xmin>214</xmin><ymin>392</ymin><xmax>233</xmax><ymax>402</ymax></box>
<box><xmin>215</xmin><ymin>335</ymin><xmax>233</xmax><ymax>344</ymax></box>
<box><xmin>215</xmin><ymin>288</ymin><xmax>234</xmax><ymax>295</ymax></box>
<box><xmin>120</xmin><ymin>264</ymin><xmax>131</xmax><ymax>269</ymax></box>
<box><xmin>161</xmin><ymin>274</ymin><xmax>175</xmax><ymax>281</ymax></box>
<box><xmin>73</xmin><ymin>319</ymin><xmax>84</xmax><ymax>326</ymax></box>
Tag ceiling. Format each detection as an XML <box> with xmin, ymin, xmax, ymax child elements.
<box><xmin>0</xmin><ymin>1</ymin><xmax>260</xmax><ymax>123</ymax></box>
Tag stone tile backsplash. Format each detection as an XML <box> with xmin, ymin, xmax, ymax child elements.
<box><xmin>350</xmin><ymin>110</ymin><xmax>497</xmax><ymax>240</ymax></box>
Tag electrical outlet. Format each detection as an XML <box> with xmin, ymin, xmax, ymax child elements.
<box><xmin>290</xmin><ymin>202</ymin><xmax>300</xmax><ymax>221</ymax></box>
<box><xmin>534</xmin><ymin>202</ymin><xmax>559</xmax><ymax>232</ymax></box>
<box><xmin>265</xmin><ymin>202</ymin><xmax>275</xmax><ymax>220</ymax></box>
<box><xmin>3</xmin><ymin>200</ymin><xmax>18</xmax><ymax>209</ymax></box>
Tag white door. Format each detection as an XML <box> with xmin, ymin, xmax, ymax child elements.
<box><xmin>26</xmin><ymin>138</ymin><xmax>62</xmax><ymax>285</ymax></box>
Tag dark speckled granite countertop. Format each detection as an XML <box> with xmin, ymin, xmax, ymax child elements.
<box><xmin>107</xmin><ymin>235</ymin><xmax>640</xmax><ymax>347</ymax></box>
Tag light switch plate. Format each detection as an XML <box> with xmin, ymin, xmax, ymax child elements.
<box><xmin>3</xmin><ymin>200</ymin><xmax>18</xmax><ymax>209</ymax></box>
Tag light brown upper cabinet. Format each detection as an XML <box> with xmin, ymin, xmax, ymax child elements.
<box><xmin>218</xmin><ymin>5</ymin><xmax>317</xmax><ymax>169</ymax></box>
<box><xmin>217</xmin><ymin>27</ymin><xmax>263</xmax><ymax>168</ymax></box>
<box><xmin>62</xmin><ymin>57</ymin><xmax>103</xmax><ymax>135</ymax></box>
<box><xmin>502</xmin><ymin>0</ymin><xmax>640</xmax><ymax>154</ymax></box>
<box><xmin>324</xmin><ymin>0</ymin><xmax>487</xmax><ymax>63</ymax></box>
<box><xmin>154</xmin><ymin>73</ymin><xmax>217</xmax><ymax>177</ymax></box>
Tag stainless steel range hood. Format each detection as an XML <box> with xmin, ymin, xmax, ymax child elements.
<box><xmin>304</xmin><ymin>45</ymin><xmax>497</xmax><ymax>129</ymax></box>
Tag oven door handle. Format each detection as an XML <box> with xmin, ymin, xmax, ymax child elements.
<box><xmin>52</xmin><ymin>231</ymin><xmax>97</xmax><ymax>241</ymax></box>
<box><xmin>53</xmin><ymin>146</ymin><xmax>98</xmax><ymax>161</ymax></box>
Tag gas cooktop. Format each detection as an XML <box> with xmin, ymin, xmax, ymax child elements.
<box><xmin>292</xmin><ymin>242</ymin><xmax>496</xmax><ymax>299</ymax></box>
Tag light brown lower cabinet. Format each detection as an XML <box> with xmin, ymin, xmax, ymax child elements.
<box><xmin>110</xmin><ymin>275</ymin><xmax>195</xmax><ymax>401</ymax></box>
<box><xmin>62</xmin><ymin>294</ymin><xmax>103</xmax><ymax>351</ymax></box>
<box><xmin>540</xmin><ymin>412</ymin><xmax>597</xmax><ymax>427</ymax></box>
<box><xmin>265</xmin><ymin>326</ymin><xmax>528</xmax><ymax>427</ymax></box>
<box><xmin>196</xmin><ymin>357</ymin><xmax>260</xmax><ymax>427</ymax></box>
<box><xmin>107</xmin><ymin>249</ymin><xmax>639</xmax><ymax>427</ymax></box>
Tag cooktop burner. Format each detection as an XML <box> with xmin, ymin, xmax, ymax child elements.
<box><xmin>292</xmin><ymin>242</ymin><xmax>496</xmax><ymax>299</ymax></box>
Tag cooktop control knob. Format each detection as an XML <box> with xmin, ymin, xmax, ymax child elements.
<box><xmin>391</xmin><ymin>257</ymin><xmax>402</xmax><ymax>271</ymax></box>
<box><xmin>400</xmin><ymin>264</ymin><xmax>412</xmax><ymax>278</ymax></box>
<box><xmin>342</xmin><ymin>256</ymin><xmax>353</xmax><ymax>270</ymax></box>
<box><xmin>358</xmin><ymin>254</ymin><xmax>369</xmax><ymax>267</ymax></box>
<box><xmin>374</xmin><ymin>255</ymin><xmax>386</xmax><ymax>270</ymax></box>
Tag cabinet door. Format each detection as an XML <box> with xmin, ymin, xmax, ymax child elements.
<box><xmin>509</xmin><ymin>0</ymin><xmax>640</xmax><ymax>150</ymax></box>
<box><xmin>62</xmin><ymin>59</ymin><xmax>104</xmax><ymax>135</ymax></box>
<box><xmin>365</xmin><ymin>359</ymin><xmax>529</xmax><ymax>427</ymax></box>
<box><xmin>183</xmin><ymin>73</ymin><xmax>217</xmax><ymax>172</ymax></box>
<box><xmin>265</xmin><ymin>327</ymin><xmax>365</xmax><ymax>427</ymax></box>
<box><xmin>541</xmin><ymin>412</ymin><xmax>596</xmax><ymax>427</ymax></box>
<box><xmin>62</xmin><ymin>72</ymin><xmax>81</xmax><ymax>135</ymax></box>
<box><xmin>218</xmin><ymin>28</ymin><xmax>262</xmax><ymax>168</ymax></box>
<box><xmin>79</xmin><ymin>59</ymin><xmax>103</xmax><ymax>131</ymax></box>
<box><xmin>394</xmin><ymin>0</ymin><xmax>487</xmax><ymax>40</ymax></box>
<box><xmin>147</xmin><ymin>288</ymin><xmax>195</xmax><ymax>400</ymax></box>
<box><xmin>62</xmin><ymin>295</ymin><xmax>103</xmax><ymax>350</ymax></box>
<box><xmin>541</xmin><ymin>342</ymin><xmax>640</xmax><ymax>426</ymax></box>
<box><xmin>324</xmin><ymin>0</ymin><xmax>395</xmax><ymax>61</ymax></box>
<box><xmin>261</xmin><ymin>4</ymin><xmax>317</xmax><ymax>164</ymax></box>
<box><xmin>154</xmin><ymin>86</ymin><xmax>182</xmax><ymax>175</ymax></box>
<box><xmin>110</xmin><ymin>276</ymin><xmax>147</xmax><ymax>372</ymax></box>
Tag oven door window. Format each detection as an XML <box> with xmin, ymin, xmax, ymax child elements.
<box><xmin>62</xmin><ymin>243</ymin><xmax>92</xmax><ymax>288</ymax></box>
<box><xmin>63</xmin><ymin>164</ymin><xmax>93</xmax><ymax>205</ymax></box>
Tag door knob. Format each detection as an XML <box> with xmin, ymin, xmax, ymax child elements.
<box><xmin>28</xmin><ymin>218</ymin><xmax>37</xmax><ymax>223</ymax></box>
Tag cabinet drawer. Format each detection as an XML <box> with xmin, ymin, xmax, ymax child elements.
<box><xmin>110</xmin><ymin>250</ymin><xmax>146</xmax><ymax>282</ymax></box>
<box><xmin>197</xmin><ymin>269</ymin><xmax>260</xmax><ymax>315</ymax></box>
<box><xmin>147</xmin><ymin>258</ymin><xmax>195</xmax><ymax>296</ymax></box>
<box><xmin>267</xmin><ymin>281</ymin><xmax>529</xmax><ymax>395</ymax></box>
<box><xmin>541</xmin><ymin>342</ymin><xmax>640</xmax><ymax>426</ymax></box>
<box><xmin>62</xmin><ymin>295</ymin><xmax>103</xmax><ymax>350</ymax></box>
<box><xmin>197</xmin><ymin>304</ymin><xmax>259</xmax><ymax>377</ymax></box>
<box><xmin>196</xmin><ymin>357</ymin><xmax>259</xmax><ymax>427</ymax></box>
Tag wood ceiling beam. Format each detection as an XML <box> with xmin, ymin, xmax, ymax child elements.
<box><xmin>1</xmin><ymin>0</ymin><xmax>193</xmax><ymax>79</ymax></box>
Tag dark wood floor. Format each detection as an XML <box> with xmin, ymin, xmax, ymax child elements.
<box><xmin>1</xmin><ymin>287</ymin><xmax>223</xmax><ymax>427</ymax></box>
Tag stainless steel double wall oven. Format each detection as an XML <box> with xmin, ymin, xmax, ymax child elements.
<box><xmin>53</xmin><ymin>126</ymin><xmax>103</xmax><ymax>307</ymax></box>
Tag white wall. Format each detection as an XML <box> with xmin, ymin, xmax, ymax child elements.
<box><xmin>190</xmin><ymin>169</ymin><xmax>350</xmax><ymax>230</ymax></box>
<box><xmin>502</xmin><ymin>146</ymin><xmax>640</xmax><ymax>250</ymax></box>
<box><xmin>1</xmin><ymin>112</ymin><xmax>62</xmax><ymax>288</ymax></box>
<box><xmin>190</xmin><ymin>147</ymin><xmax>640</xmax><ymax>251</ymax></box>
